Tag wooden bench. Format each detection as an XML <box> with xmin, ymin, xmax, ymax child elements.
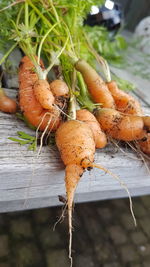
<box><xmin>0</xmin><ymin>45</ymin><xmax>150</xmax><ymax>213</ymax></box>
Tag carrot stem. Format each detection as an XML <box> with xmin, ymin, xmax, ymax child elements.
<box><xmin>48</xmin><ymin>0</ymin><xmax>61</xmax><ymax>26</ymax></box>
<box><xmin>77</xmin><ymin>72</ymin><xmax>96</xmax><ymax>112</ymax></box>
<box><xmin>68</xmin><ymin>69</ymin><xmax>76</xmax><ymax>120</ymax></box>
<box><xmin>45</xmin><ymin>35</ymin><xmax>69</xmax><ymax>75</ymax></box>
<box><xmin>84</xmin><ymin>32</ymin><xmax>111</xmax><ymax>82</ymax></box>
<box><xmin>37</xmin><ymin>22</ymin><xmax>59</xmax><ymax>65</ymax></box>
<box><xmin>77</xmin><ymin>72</ymin><xmax>87</xmax><ymax>97</ymax></box>
<box><xmin>25</xmin><ymin>1</ymin><xmax>29</xmax><ymax>28</ymax></box>
<box><xmin>27</xmin><ymin>0</ymin><xmax>59</xmax><ymax>35</ymax></box>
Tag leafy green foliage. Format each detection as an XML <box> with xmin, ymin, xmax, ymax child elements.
<box><xmin>0</xmin><ymin>0</ymin><xmax>21</xmax><ymax>52</ymax></box>
<box><xmin>84</xmin><ymin>26</ymin><xmax>127</xmax><ymax>65</ymax></box>
<box><xmin>9</xmin><ymin>131</ymin><xmax>36</xmax><ymax>151</ymax></box>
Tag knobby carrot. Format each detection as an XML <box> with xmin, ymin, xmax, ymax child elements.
<box><xmin>96</xmin><ymin>108</ymin><xmax>145</xmax><ymax>141</ymax></box>
<box><xmin>55</xmin><ymin>118</ymin><xmax>137</xmax><ymax>266</ymax></box>
<box><xmin>49</xmin><ymin>79</ymin><xmax>69</xmax><ymax>109</ymax></box>
<box><xmin>76</xmin><ymin>109</ymin><xmax>107</xmax><ymax>149</ymax></box>
<box><xmin>56</xmin><ymin>120</ymin><xmax>95</xmax><ymax>266</ymax></box>
<box><xmin>107</xmin><ymin>80</ymin><xmax>143</xmax><ymax>116</ymax></box>
<box><xmin>33</xmin><ymin>79</ymin><xmax>55</xmax><ymax>110</ymax></box>
<box><xmin>18</xmin><ymin>56</ymin><xmax>60</xmax><ymax>131</ymax></box>
<box><xmin>50</xmin><ymin>79</ymin><xmax>69</xmax><ymax>97</ymax></box>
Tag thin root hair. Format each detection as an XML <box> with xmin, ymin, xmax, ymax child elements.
<box><xmin>92</xmin><ymin>163</ymin><xmax>137</xmax><ymax>227</ymax></box>
<box><xmin>53</xmin><ymin>203</ymin><xmax>67</xmax><ymax>231</ymax></box>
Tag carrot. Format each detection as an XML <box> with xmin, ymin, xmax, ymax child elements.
<box><xmin>50</xmin><ymin>79</ymin><xmax>69</xmax><ymax>97</ymax></box>
<box><xmin>107</xmin><ymin>80</ymin><xmax>143</xmax><ymax>115</ymax></box>
<box><xmin>96</xmin><ymin>108</ymin><xmax>145</xmax><ymax>141</ymax></box>
<box><xmin>50</xmin><ymin>79</ymin><xmax>69</xmax><ymax>110</ymax></box>
<box><xmin>76</xmin><ymin>109</ymin><xmax>107</xmax><ymax>148</ymax></box>
<box><xmin>33</xmin><ymin>79</ymin><xmax>55</xmax><ymax>110</ymax></box>
<box><xmin>0</xmin><ymin>87</ymin><xmax>17</xmax><ymax>114</ymax></box>
<box><xmin>34</xmin><ymin>79</ymin><xmax>69</xmax><ymax>111</ymax></box>
<box><xmin>138</xmin><ymin>133</ymin><xmax>150</xmax><ymax>155</ymax></box>
<box><xmin>142</xmin><ymin>116</ymin><xmax>150</xmax><ymax>131</ymax></box>
<box><xmin>18</xmin><ymin>56</ymin><xmax>60</xmax><ymax>131</ymax></box>
<box><xmin>56</xmin><ymin>120</ymin><xmax>95</xmax><ymax>265</ymax></box>
<box><xmin>75</xmin><ymin>59</ymin><xmax>115</xmax><ymax>109</ymax></box>
<box><xmin>56</xmin><ymin>118</ymin><xmax>136</xmax><ymax>265</ymax></box>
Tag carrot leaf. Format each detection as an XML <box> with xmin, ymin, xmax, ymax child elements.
<box><xmin>8</xmin><ymin>131</ymin><xmax>36</xmax><ymax>151</ymax></box>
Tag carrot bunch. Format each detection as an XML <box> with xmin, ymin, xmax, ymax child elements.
<box><xmin>74</xmin><ymin>58</ymin><xmax>150</xmax><ymax>155</ymax></box>
<box><xmin>18</xmin><ymin>56</ymin><xmax>69</xmax><ymax>132</ymax></box>
<box><xmin>12</xmin><ymin>19</ymin><xmax>150</xmax><ymax>267</ymax></box>
<box><xmin>1</xmin><ymin>1</ymin><xmax>150</xmax><ymax>266</ymax></box>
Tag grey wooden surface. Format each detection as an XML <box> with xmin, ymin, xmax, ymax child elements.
<box><xmin>111</xmin><ymin>30</ymin><xmax>150</xmax><ymax>105</ymax></box>
<box><xmin>0</xmin><ymin>88</ymin><xmax>150</xmax><ymax>212</ymax></box>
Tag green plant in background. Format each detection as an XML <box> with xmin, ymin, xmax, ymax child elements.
<box><xmin>0</xmin><ymin>0</ymin><xmax>22</xmax><ymax>52</ymax></box>
<box><xmin>84</xmin><ymin>26</ymin><xmax>127</xmax><ymax>65</ymax></box>
<box><xmin>0</xmin><ymin>0</ymin><xmax>139</xmax><ymax>94</ymax></box>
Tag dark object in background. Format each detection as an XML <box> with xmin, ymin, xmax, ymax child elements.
<box><xmin>0</xmin><ymin>65</ymin><xmax>7</xmax><ymax>88</ymax></box>
<box><xmin>84</xmin><ymin>0</ymin><xmax>123</xmax><ymax>33</ymax></box>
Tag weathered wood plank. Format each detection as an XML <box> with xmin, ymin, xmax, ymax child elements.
<box><xmin>111</xmin><ymin>31</ymin><xmax>150</xmax><ymax>105</ymax></box>
<box><xmin>0</xmin><ymin>89</ymin><xmax>150</xmax><ymax>212</ymax></box>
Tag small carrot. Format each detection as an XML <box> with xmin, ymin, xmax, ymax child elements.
<box><xmin>138</xmin><ymin>133</ymin><xmax>150</xmax><ymax>155</ymax></box>
<box><xmin>33</xmin><ymin>79</ymin><xmax>55</xmax><ymax>110</ymax></box>
<box><xmin>75</xmin><ymin>59</ymin><xmax>115</xmax><ymax>109</ymax></box>
<box><xmin>50</xmin><ymin>79</ymin><xmax>69</xmax><ymax>97</ymax></box>
<box><xmin>0</xmin><ymin>87</ymin><xmax>17</xmax><ymax>114</ymax></box>
<box><xmin>19</xmin><ymin>56</ymin><xmax>60</xmax><ymax>131</ymax></box>
<box><xmin>142</xmin><ymin>116</ymin><xmax>150</xmax><ymax>131</ymax></box>
<box><xmin>107</xmin><ymin>80</ymin><xmax>143</xmax><ymax>116</ymax></box>
<box><xmin>96</xmin><ymin>108</ymin><xmax>145</xmax><ymax>141</ymax></box>
<box><xmin>50</xmin><ymin>79</ymin><xmax>69</xmax><ymax>110</ymax></box>
<box><xmin>76</xmin><ymin>109</ymin><xmax>107</xmax><ymax>149</ymax></box>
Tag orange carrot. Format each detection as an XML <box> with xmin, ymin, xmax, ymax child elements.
<box><xmin>56</xmin><ymin>120</ymin><xmax>95</xmax><ymax>265</ymax></box>
<box><xmin>107</xmin><ymin>80</ymin><xmax>143</xmax><ymax>115</ymax></box>
<box><xmin>0</xmin><ymin>88</ymin><xmax>17</xmax><ymax>114</ymax></box>
<box><xmin>33</xmin><ymin>79</ymin><xmax>55</xmax><ymax>110</ymax></box>
<box><xmin>18</xmin><ymin>56</ymin><xmax>60</xmax><ymax>131</ymax></box>
<box><xmin>76</xmin><ymin>109</ymin><xmax>107</xmax><ymax>148</ymax></box>
<box><xmin>96</xmin><ymin>108</ymin><xmax>145</xmax><ymax>141</ymax></box>
<box><xmin>75</xmin><ymin>59</ymin><xmax>115</xmax><ymax>108</ymax></box>
<box><xmin>142</xmin><ymin>116</ymin><xmax>150</xmax><ymax>131</ymax></box>
<box><xmin>50</xmin><ymin>79</ymin><xmax>69</xmax><ymax>110</ymax></box>
<box><xmin>50</xmin><ymin>79</ymin><xmax>69</xmax><ymax>97</ymax></box>
<box><xmin>56</xmin><ymin>118</ymin><xmax>137</xmax><ymax>264</ymax></box>
<box><xmin>138</xmin><ymin>133</ymin><xmax>150</xmax><ymax>155</ymax></box>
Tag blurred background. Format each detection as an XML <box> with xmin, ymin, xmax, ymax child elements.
<box><xmin>0</xmin><ymin>196</ymin><xmax>150</xmax><ymax>267</ymax></box>
<box><xmin>85</xmin><ymin>0</ymin><xmax>150</xmax><ymax>32</ymax></box>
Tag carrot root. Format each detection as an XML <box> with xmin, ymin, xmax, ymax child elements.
<box><xmin>96</xmin><ymin>108</ymin><xmax>145</xmax><ymax>141</ymax></box>
<box><xmin>76</xmin><ymin>109</ymin><xmax>107</xmax><ymax>149</ymax></box>
<box><xmin>75</xmin><ymin>59</ymin><xmax>115</xmax><ymax>108</ymax></box>
<box><xmin>107</xmin><ymin>80</ymin><xmax>143</xmax><ymax>116</ymax></box>
<box><xmin>65</xmin><ymin>164</ymin><xmax>83</xmax><ymax>266</ymax></box>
